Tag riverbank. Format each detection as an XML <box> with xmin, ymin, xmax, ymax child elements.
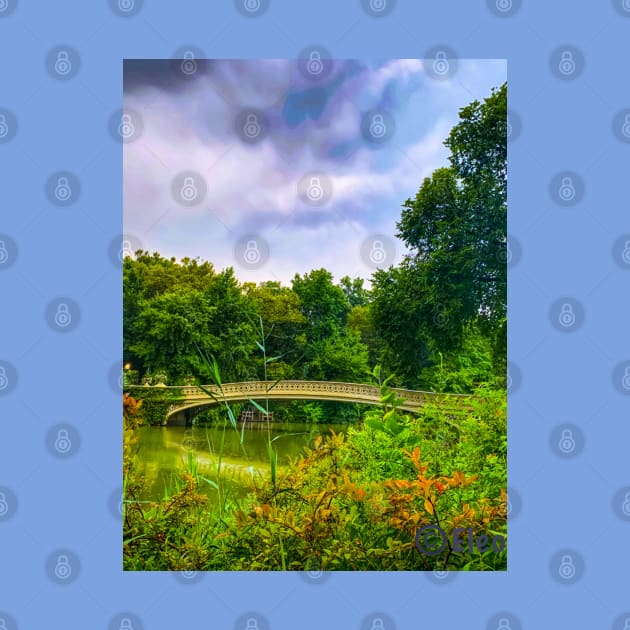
<box><xmin>123</xmin><ymin>382</ymin><xmax>507</xmax><ymax>571</ymax></box>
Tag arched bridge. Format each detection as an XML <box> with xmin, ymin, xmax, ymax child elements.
<box><xmin>127</xmin><ymin>380</ymin><xmax>472</xmax><ymax>426</ymax></box>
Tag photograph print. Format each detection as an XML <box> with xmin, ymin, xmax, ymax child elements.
<box><xmin>120</xmin><ymin>56</ymin><xmax>508</xmax><ymax>572</ymax></box>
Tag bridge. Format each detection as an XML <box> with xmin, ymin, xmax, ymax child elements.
<box><xmin>126</xmin><ymin>380</ymin><xmax>472</xmax><ymax>426</ymax></box>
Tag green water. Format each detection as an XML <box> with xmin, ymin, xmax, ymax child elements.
<box><xmin>132</xmin><ymin>423</ymin><xmax>348</xmax><ymax>500</ymax></box>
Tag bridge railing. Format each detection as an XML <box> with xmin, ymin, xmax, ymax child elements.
<box><xmin>128</xmin><ymin>380</ymin><xmax>472</xmax><ymax>406</ymax></box>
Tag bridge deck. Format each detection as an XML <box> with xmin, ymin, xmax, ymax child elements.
<box><xmin>127</xmin><ymin>380</ymin><xmax>473</xmax><ymax>425</ymax></box>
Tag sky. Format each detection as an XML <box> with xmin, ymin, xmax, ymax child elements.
<box><xmin>123</xmin><ymin>58</ymin><xmax>506</xmax><ymax>285</ymax></box>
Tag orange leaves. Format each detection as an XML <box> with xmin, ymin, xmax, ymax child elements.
<box><xmin>341</xmin><ymin>477</ymin><xmax>367</xmax><ymax>502</ymax></box>
<box><xmin>445</xmin><ymin>470</ymin><xmax>478</xmax><ymax>488</ymax></box>
<box><xmin>404</xmin><ymin>446</ymin><xmax>428</xmax><ymax>477</ymax></box>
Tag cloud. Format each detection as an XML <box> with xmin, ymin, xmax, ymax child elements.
<box><xmin>123</xmin><ymin>59</ymin><xmax>505</xmax><ymax>283</ymax></box>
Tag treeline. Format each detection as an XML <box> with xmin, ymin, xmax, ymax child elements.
<box><xmin>123</xmin><ymin>83</ymin><xmax>507</xmax><ymax>394</ymax></box>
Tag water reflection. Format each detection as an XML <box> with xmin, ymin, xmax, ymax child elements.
<box><xmin>132</xmin><ymin>423</ymin><xmax>347</xmax><ymax>500</ymax></box>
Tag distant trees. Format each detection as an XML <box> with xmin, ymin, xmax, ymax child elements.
<box><xmin>123</xmin><ymin>257</ymin><xmax>372</xmax><ymax>386</ymax></box>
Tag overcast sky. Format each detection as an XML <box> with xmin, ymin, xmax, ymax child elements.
<box><xmin>123</xmin><ymin>58</ymin><xmax>506</xmax><ymax>285</ymax></box>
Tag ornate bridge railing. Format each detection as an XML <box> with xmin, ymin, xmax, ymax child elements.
<box><xmin>127</xmin><ymin>380</ymin><xmax>473</xmax><ymax>425</ymax></box>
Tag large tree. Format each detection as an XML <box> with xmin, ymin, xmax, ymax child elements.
<box><xmin>371</xmin><ymin>83</ymin><xmax>507</xmax><ymax>385</ymax></box>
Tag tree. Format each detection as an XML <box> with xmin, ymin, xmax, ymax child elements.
<box><xmin>245</xmin><ymin>281</ymin><xmax>307</xmax><ymax>379</ymax></box>
<box><xmin>338</xmin><ymin>275</ymin><xmax>368</xmax><ymax>307</ymax></box>
<box><xmin>371</xmin><ymin>84</ymin><xmax>507</xmax><ymax>386</ymax></box>
<box><xmin>291</xmin><ymin>269</ymin><xmax>350</xmax><ymax>344</ymax></box>
<box><xmin>397</xmin><ymin>83</ymin><xmax>507</xmax><ymax>329</ymax></box>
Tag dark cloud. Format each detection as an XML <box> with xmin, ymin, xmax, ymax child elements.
<box><xmin>123</xmin><ymin>59</ymin><xmax>213</xmax><ymax>93</ymax></box>
<box><xmin>124</xmin><ymin>59</ymin><xmax>424</xmax><ymax>168</ymax></box>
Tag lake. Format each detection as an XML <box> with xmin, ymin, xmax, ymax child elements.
<box><xmin>132</xmin><ymin>422</ymin><xmax>349</xmax><ymax>500</ymax></box>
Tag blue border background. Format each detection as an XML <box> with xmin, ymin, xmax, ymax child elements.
<box><xmin>1</xmin><ymin>1</ymin><xmax>629</xmax><ymax>629</ymax></box>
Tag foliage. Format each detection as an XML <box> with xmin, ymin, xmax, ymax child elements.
<box><xmin>123</xmin><ymin>366</ymin><xmax>506</xmax><ymax>571</ymax></box>
<box><xmin>124</xmin><ymin>386</ymin><xmax>182</xmax><ymax>426</ymax></box>
<box><xmin>371</xmin><ymin>83</ymin><xmax>507</xmax><ymax>387</ymax></box>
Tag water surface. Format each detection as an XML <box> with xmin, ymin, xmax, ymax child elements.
<box><xmin>132</xmin><ymin>423</ymin><xmax>348</xmax><ymax>500</ymax></box>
